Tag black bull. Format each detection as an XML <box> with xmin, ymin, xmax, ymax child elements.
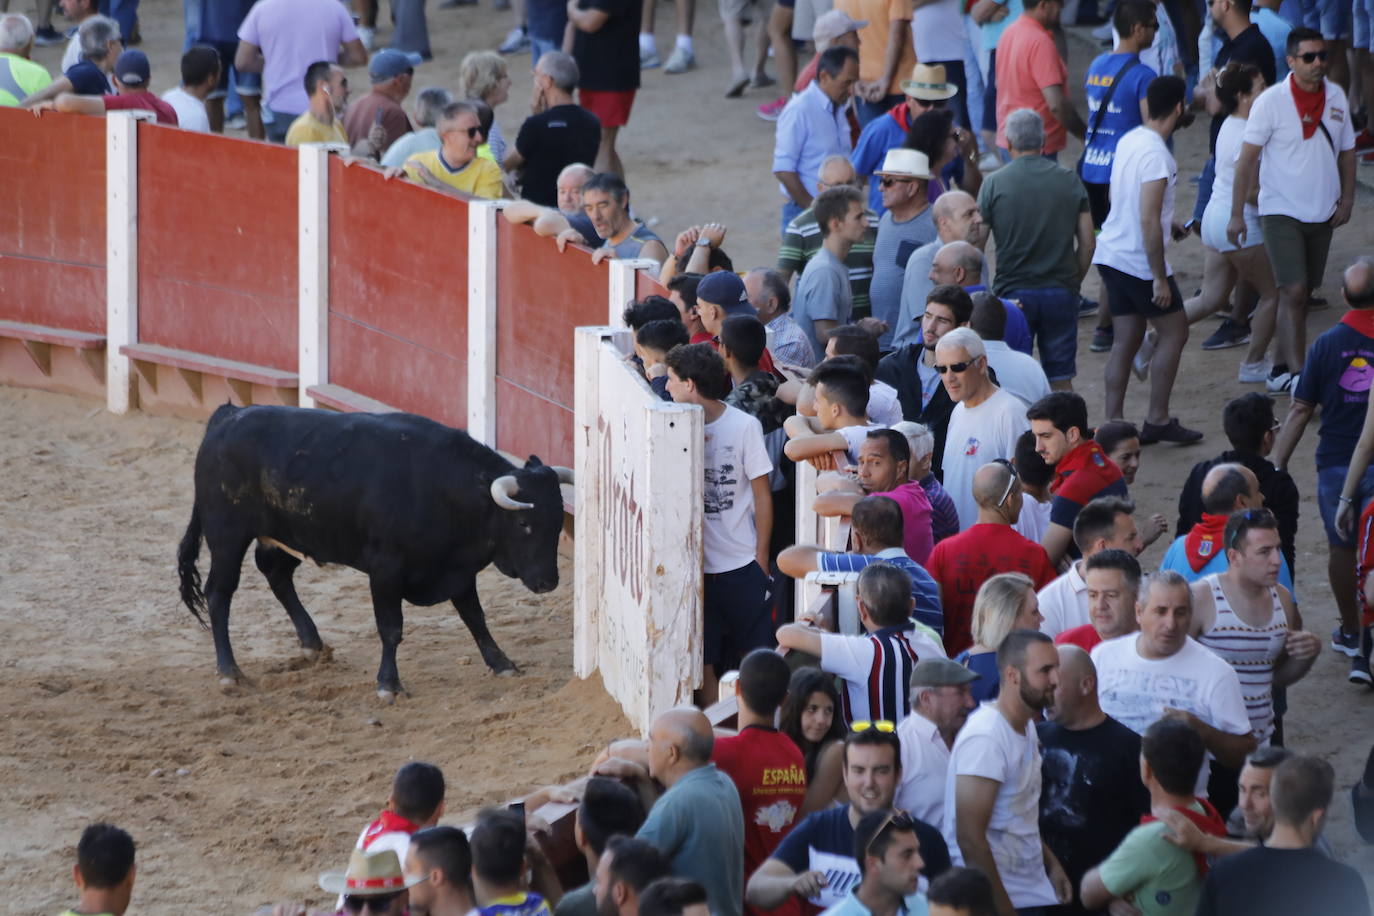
<box><xmin>176</xmin><ymin>404</ymin><xmax>572</xmax><ymax>698</ymax></box>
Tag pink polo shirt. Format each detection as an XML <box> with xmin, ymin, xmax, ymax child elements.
<box><xmin>873</xmin><ymin>480</ymin><xmax>935</xmax><ymax>565</ymax></box>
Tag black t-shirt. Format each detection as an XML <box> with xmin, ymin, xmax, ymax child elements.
<box><xmin>514</xmin><ymin>104</ymin><xmax>602</xmax><ymax>207</ymax></box>
<box><xmin>1037</xmin><ymin>716</ymin><xmax>1150</xmax><ymax>916</ymax></box>
<box><xmin>571</xmin><ymin>0</ymin><xmax>640</xmax><ymax>92</ymax></box>
<box><xmin>65</xmin><ymin>60</ymin><xmax>112</xmax><ymax>95</ymax></box>
<box><xmin>1196</xmin><ymin>846</ymin><xmax>1371</xmax><ymax>916</ymax></box>
<box><xmin>1210</xmin><ymin>23</ymin><xmax>1279</xmax><ymax>152</ymax></box>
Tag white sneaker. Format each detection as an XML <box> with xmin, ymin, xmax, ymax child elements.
<box><xmin>1238</xmin><ymin>360</ymin><xmax>1271</xmax><ymax>383</ymax></box>
<box><xmin>1132</xmin><ymin>330</ymin><xmax>1156</xmax><ymax>380</ymax></box>
<box><xmin>1265</xmin><ymin>369</ymin><xmax>1294</xmax><ymax>393</ymax></box>
<box><xmin>978</xmin><ymin>151</ymin><xmax>1003</xmax><ymax>172</ymax></box>
<box><xmin>664</xmin><ymin>46</ymin><xmax>696</xmax><ymax>73</ymax></box>
<box><xmin>498</xmin><ymin>26</ymin><xmax>529</xmax><ymax>54</ymax></box>
<box><xmin>358</xmin><ymin>25</ymin><xmax>375</xmax><ymax>49</ymax></box>
<box><xmin>641</xmin><ymin>45</ymin><xmax>661</xmax><ymax>68</ymax></box>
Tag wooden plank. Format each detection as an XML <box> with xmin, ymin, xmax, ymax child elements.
<box><xmin>119</xmin><ymin>342</ymin><xmax>298</xmax><ymax>388</ymax></box>
<box><xmin>0</xmin><ymin>319</ymin><xmax>106</xmax><ymax>349</ymax></box>
<box><xmin>20</xmin><ymin>340</ymin><xmax>51</xmax><ymax>377</ymax></box>
<box><xmin>305</xmin><ymin>383</ymin><xmax>399</xmax><ymax>414</ymax></box>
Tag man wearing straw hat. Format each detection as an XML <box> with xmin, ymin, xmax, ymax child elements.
<box><xmin>869</xmin><ymin>148</ymin><xmax>939</xmax><ymax>349</ymax></box>
<box><xmin>851</xmin><ymin>63</ymin><xmax>964</xmax><ymax>215</ymax></box>
<box><xmin>320</xmin><ymin>847</ymin><xmax>426</xmax><ymax>915</ymax></box>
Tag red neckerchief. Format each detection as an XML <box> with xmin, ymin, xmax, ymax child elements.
<box><xmin>361</xmin><ymin>810</ymin><xmax>420</xmax><ymax>850</ymax></box>
<box><xmin>1141</xmin><ymin>798</ymin><xmax>1227</xmax><ymax>875</ymax></box>
<box><xmin>888</xmin><ymin>101</ymin><xmax>912</xmax><ymax>134</ymax></box>
<box><xmin>1050</xmin><ymin>440</ymin><xmax>1110</xmax><ymax>494</ymax></box>
<box><xmin>1341</xmin><ymin>309</ymin><xmax>1374</xmax><ymax>338</ymax></box>
<box><xmin>1290</xmin><ymin>78</ymin><xmax>1325</xmax><ymax>140</ymax></box>
<box><xmin>1185</xmin><ymin>513</ymin><xmax>1229</xmax><ymax>572</ymax></box>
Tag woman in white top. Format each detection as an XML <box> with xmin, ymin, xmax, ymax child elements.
<box><xmin>1189</xmin><ymin>62</ymin><xmax>1279</xmax><ymax>383</ymax></box>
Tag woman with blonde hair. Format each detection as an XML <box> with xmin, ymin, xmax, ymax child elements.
<box><xmin>954</xmin><ymin>572</ymin><xmax>1042</xmax><ymax>701</ymax></box>
<box><xmin>461</xmin><ymin>50</ymin><xmax>513</xmax><ymax>163</ymax></box>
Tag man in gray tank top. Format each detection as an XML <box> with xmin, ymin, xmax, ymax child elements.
<box><xmin>579</xmin><ymin>172</ymin><xmax>669</xmax><ymax>268</ymax></box>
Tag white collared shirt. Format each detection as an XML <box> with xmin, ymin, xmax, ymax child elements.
<box><xmin>1037</xmin><ymin>561</ymin><xmax>1089</xmax><ymax>637</ymax></box>
<box><xmin>1243</xmin><ymin>74</ymin><xmax>1355</xmax><ymax>223</ymax></box>
<box><xmin>894</xmin><ymin>711</ymin><xmax>952</xmax><ymax>826</ymax></box>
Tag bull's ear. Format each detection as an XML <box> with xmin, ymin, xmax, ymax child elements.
<box><xmin>525</xmin><ymin>455</ymin><xmax>544</xmax><ymax>469</ymax></box>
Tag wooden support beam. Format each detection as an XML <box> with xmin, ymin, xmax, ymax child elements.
<box><xmin>21</xmin><ymin>340</ymin><xmax>51</xmax><ymax>377</ymax></box>
<box><xmin>176</xmin><ymin>367</ymin><xmax>203</xmax><ymax>403</ymax></box>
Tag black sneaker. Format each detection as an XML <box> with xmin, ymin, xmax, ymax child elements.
<box><xmin>1333</xmin><ymin>625</ymin><xmax>1361</xmax><ymax>657</ymax></box>
<box><xmin>1090</xmin><ymin>326</ymin><xmax>1113</xmax><ymax>352</ymax></box>
<box><xmin>1201</xmin><ymin>318</ymin><xmax>1251</xmax><ymax>350</ymax></box>
<box><xmin>1139</xmin><ymin>418</ymin><xmax>1204</xmax><ymax>445</ymax></box>
<box><xmin>1077</xmin><ymin>297</ymin><xmax>1099</xmax><ymax>319</ymax></box>
<box><xmin>33</xmin><ymin>24</ymin><xmax>63</xmax><ymax>45</ymax></box>
<box><xmin>1351</xmin><ymin>653</ymin><xmax>1372</xmax><ymax>686</ymax></box>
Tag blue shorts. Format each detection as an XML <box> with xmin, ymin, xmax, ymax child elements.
<box><xmin>703</xmin><ymin>561</ymin><xmax>774</xmax><ymax>669</ymax></box>
<box><xmin>529</xmin><ymin>35</ymin><xmax>559</xmax><ymax>65</ymax></box>
<box><xmin>1355</xmin><ymin>0</ymin><xmax>1374</xmax><ymax>49</ymax></box>
<box><xmin>1318</xmin><ymin>464</ymin><xmax>1374</xmax><ymax>548</ymax></box>
<box><xmin>1009</xmin><ymin>286</ymin><xmax>1078</xmax><ymax>381</ymax></box>
<box><xmin>1301</xmin><ymin>0</ymin><xmax>1351</xmax><ymax>39</ymax></box>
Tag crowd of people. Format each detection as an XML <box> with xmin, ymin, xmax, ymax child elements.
<box><xmin>8</xmin><ymin>0</ymin><xmax>1374</xmax><ymax>910</ymax></box>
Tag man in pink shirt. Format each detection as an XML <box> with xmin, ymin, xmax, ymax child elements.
<box><xmin>993</xmin><ymin>0</ymin><xmax>1085</xmax><ymax>157</ymax></box>
<box><xmin>814</xmin><ymin>427</ymin><xmax>936</xmax><ymax>564</ymax></box>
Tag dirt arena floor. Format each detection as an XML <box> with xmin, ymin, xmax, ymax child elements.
<box><xmin>6</xmin><ymin>0</ymin><xmax>1374</xmax><ymax>910</ymax></box>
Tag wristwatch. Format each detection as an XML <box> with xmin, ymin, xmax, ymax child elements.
<box><xmin>695</xmin><ymin>237</ymin><xmax>712</xmax><ymax>248</ymax></box>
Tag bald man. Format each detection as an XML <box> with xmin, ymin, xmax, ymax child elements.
<box><xmin>925</xmin><ymin>461</ymin><xmax>1058</xmax><ymax>654</ymax></box>
<box><xmin>1037</xmin><ymin>646</ymin><xmax>1150</xmax><ymax>911</ymax></box>
<box><xmin>501</xmin><ymin>163</ymin><xmax>604</xmax><ymax>247</ymax></box>
<box><xmin>1161</xmin><ymin>464</ymin><xmax>1295</xmax><ymax>594</ymax></box>
<box><xmin>895</xmin><ymin>192</ymin><xmax>986</xmax><ymax>349</ymax></box>
<box><xmin>637</xmin><ymin>707</ymin><xmax>745</xmax><ymax>916</ymax></box>
<box><xmin>778</xmin><ymin>154</ymin><xmax>879</xmax><ymax>318</ymax></box>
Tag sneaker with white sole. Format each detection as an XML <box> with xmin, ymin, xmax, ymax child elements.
<box><xmin>1201</xmin><ymin>317</ymin><xmax>1251</xmax><ymax>350</ymax></box>
<box><xmin>1133</xmin><ymin>330</ymin><xmax>1156</xmax><ymax>380</ymax></box>
<box><xmin>757</xmin><ymin>97</ymin><xmax>787</xmax><ymax>120</ymax></box>
<box><xmin>1238</xmin><ymin>360</ymin><xmax>1271</xmax><ymax>383</ymax></box>
<box><xmin>641</xmin><ymin>45</ymin><xmax>661</xmax><ymax>68</ymax></box>
<box><xmin>498</xmin><ymin>26</ymin><xmax>529</xmax><ymax>54</ymax></box>
<box><xmin>664</xmin><ymin>46</ymin><xmax>696</xmax><ymax>73</ymax></box>
<box><xmin>1351</xmin><ymin>654</ymin><xmax>1372</xmax><ymax>685</ymax></box>
<box><xmin>1334</xmin><ymin>626</ymin><xmax>1361</xmax><ymax>657</ymax></box>
<box><xmin>358</xmin><ymin>25</ymin><xmax>375</xmax><ymax>49</ymax></box>
<box><xmin>1265</xmin><ymin>368</ymin><xmax>1294</xmax><ymax>393</ymax></box>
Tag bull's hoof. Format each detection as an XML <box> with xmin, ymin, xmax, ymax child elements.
<box><xmin>217</xmin><ymin>667</ymin><xmax>245</xmax><ymax>691</ymax></box>
<box><xmin>301</xmin><ymin>644</ymin><xmax>331</xmax><ymax>664</ymax></box>
<box><xmin>377</xmin><ymin>689</ymin><xmax>397</xmax><ymax>705</ymax></box>
<box><xmin>490</xmin><ymin>658</ymin><xmax>522</xmax><ymax>677</ymax></box>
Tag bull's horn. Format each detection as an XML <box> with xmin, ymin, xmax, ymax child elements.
<box><xmin>490</xmin><ymin>475</ymin><xmax>534</xmax><ymax>511</ymax></box>
<box><xmin>553</xmin><ymin>466</ymin><xmax>575</xmax><ymax>486</ymax></box>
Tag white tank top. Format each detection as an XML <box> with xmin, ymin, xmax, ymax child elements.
<box><xmin>1196</xmin><ymin>574</ymin><xmax>1288</xmax><ymax>744</ymax></box>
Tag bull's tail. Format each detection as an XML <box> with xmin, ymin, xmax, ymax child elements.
<box><xmin>177</xmin><ymin>504</ymin><xmax>210</xmax><ymax>629</ymax></box>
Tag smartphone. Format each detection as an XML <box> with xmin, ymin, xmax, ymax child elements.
<box><xmin>509</xmin><ymin>801</ymin><xmax>526</xmax><ymax>826</ymax></box>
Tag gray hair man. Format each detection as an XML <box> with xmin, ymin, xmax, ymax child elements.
<box><xmin>895</xmin><ymin>658</ymin><xmax>979</xmax><ymax>826</ymax></box>
<box><xmin>380</xmin><ymin>86</ymin><xmax>453</xmax><ymax>168</ymax></box>
<box><xmin>20</xmin><ymin>13</ymin><xmax>120</xmax><ymax>107</ymax></box>
<box><xmin>978</xmin><ymin>107</ymin><xmax>1096</xmax><ymax>391</ymax></box>
<box><xmin>504</xmin><ymin>51</ymin><xmax>601</xmax><ymax>208</ymax></box>
<box><xmin>0</xmin><ymin>13</ymin><xmax>52</xmax><ymax>106</ymax></box>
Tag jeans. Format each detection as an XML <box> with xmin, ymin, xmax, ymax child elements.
<box><xmin>1192</xmin><ymin>155</ymin><xmax>1216</xmax><ymax>223</ymax></box>
<box><xmin>530</xmin><ymin>35</ymin><xmax>559</xmax><ymax>64</ymax></box>
<box><xmin>389</xmin><ymin>0</ymin><xmax>431</xmax><ymax>58</ymax></box>
<box><xmin>100</xmin><ymin>0</ymin><xmax>138</xmax><ymax>40</ymax></box>
<box><xmin>854</xmin><ymin>93</ymin><xmax>903</xmax><ymax>127</ymax></box>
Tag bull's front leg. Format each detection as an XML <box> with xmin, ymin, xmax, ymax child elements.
<box><xmin>452</xmin><ymin>579</ymin><xmax>519</xmax><ymax>675</ymax></box>
<box><xmin>368</xmin><ymin>574</ymin><xmax>407</xmax><ymax>702</ymax></box>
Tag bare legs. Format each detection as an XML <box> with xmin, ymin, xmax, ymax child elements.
<box><xmin>1105</xmin><ymin>307</ymin><xmax>1189</xmax><ymax>423</ymax></box>
<box><xmin>597</xmin><ymin>126</ymin><xmax>624</xmax><ymax>177</ymax></box>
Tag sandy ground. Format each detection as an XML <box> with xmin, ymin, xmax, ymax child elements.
<box><xmin>5</xmin><ymin>0</ymin><xmax>1374</xmax><ymax>910</ymax></box>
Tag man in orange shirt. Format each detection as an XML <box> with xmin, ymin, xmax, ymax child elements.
<box><xmin>836</xmin><ymin>0</ymin><xmax>915</xmax><ymax>125</ymax></box>
<box><xmin>993</xmin><ymin>0</ymin><xmax>1085</xmax><ymax>158</ymax></box>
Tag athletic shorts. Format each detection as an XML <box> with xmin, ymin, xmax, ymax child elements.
<box><xmin>579</xmin><ymin>88</ymin><xmax>635</xmax><ymax>128</ymax></box>
<box><xmin>720</xmin><ymin>0</ymin><xmax>762</xmax><ymax>21</ymax></box>
<box><xmin>1084</xmin><ymin>180</ymin><xmax>1110</xmax><ymax>229</ymax></box>
<box><xmin>703</xmin><ymin>561</ymin><xmax>774</xmax><ymax>670</ymax></box>
<box><xmin>1260</xmin><ymin>214</ymin><xmax>1334</xmax><ymax>289</ymax></box>
<box><xmin>1318</xmin><ymin>464</ymin><xmax>1374</xmax><ymax>548</ymax></box>
<box><xmin>1099</xmin><ymin>264</ymin><xmax>1184</xmax><ymax>319</ymax></box>
<box><xmin>792</xmin><ymin>0</ymin><xmax>832</xmax><ymax>42</ymax></box>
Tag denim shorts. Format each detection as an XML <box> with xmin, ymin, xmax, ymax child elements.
<box><xmin>1318</xmin><ymin>464</ymin><xmax>1374</xmax><ymax>548</ymax></box>
<box><xmin>1301</xmin><ymin>0</ymin><xmax>1351</xmax><ymax>39</ymax></box>
<box><xmin>1010</xmin><ymin>286</ymin><xmax>1079</xmax><ymax>381</ymax></box>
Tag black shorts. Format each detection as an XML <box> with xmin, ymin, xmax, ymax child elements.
<box><xmin>1099</xmin><ymin>264</ymin><xmax>1184</xmax><ymax>319</ymax></box>
<box><xmin>703</xmin><ymin>561</ymin><xmax>773</xmax><ymax>670</ymax></box>
<box><xmin>1084</xmin><ymin>180</ymin><xmax>1110</xmax><ymax>230</ymax></box>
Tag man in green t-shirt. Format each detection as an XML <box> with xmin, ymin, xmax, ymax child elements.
<box><xmin>0</xmin><ymin>13</ymin><xmax>55</xmax><ymax>106</ymax></box>
<box><xmin>60</xmin><ymin>823</ymin><xmax>136</xmax><ymax>916</ymax></box>
<box><xmin>1079</xmin><ymin>718</ymin><xmax>1226</xmax><ymax>915</ymax></box>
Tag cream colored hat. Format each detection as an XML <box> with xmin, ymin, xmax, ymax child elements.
<box><xmin>318</xmin><ymin>848</ymin><xmax>426</xmax><ymax>897</ymax></box>
<box><xmin>901</xmin><ymin>62</ymin><xmax>960</xmax><ymax>101</ymax></box>
<box><xmin>874</xmin><ymin>148</ymin><xmax>933</xmax><ymax>180</ymax></box>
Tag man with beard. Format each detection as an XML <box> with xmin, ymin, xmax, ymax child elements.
<box><xmin>747</xmin><ymin>726</ymin><xmax>952</xmax><ymax>915</ymax></box>
<box><xmin>595</xmin><ymin>837</ymin><xmax>673</xmax><ymax>916</ymax></box>
<box><xmin>944</xmin><ymin>630</ymin><xmax>1072</xmax><ymax>915</ymax></box>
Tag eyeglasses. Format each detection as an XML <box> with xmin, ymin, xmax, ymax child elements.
<box><xmin>865</xmin><ymin>809</ymin><xmax>915</xmax><ymax>857</ymax></box>
<box><xmin>879</xmin><ymin>177</ymin><xmax>915</xmax><ymax>187</ymax></box>
<box><xmin>851</xmin><ymin>719</ymin><xmax>895</xmax><ymax>733</ymax></box>
<box><xmin>933</xmin><ymin>356</ymin><xmax>980</xmax><ymax>374</ymax></box>
<box><xmin>1297</xmin><ymin>50</ymin><xmax>1329</xmax><ymax>62</ymax></box>
<box><xmin>343</xmin><ymin>892</ymin><xmax>402</xmax><ymax>913</ymax></box>
<box><xmin>1227</xmin><ymin>507</ymin><xmax>1276</xmax><ymax>551</ymax></box>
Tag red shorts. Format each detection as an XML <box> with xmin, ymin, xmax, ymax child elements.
<box><xmin>1359</xmin><ymin>500</ymin><xmax>1374</xmax><ymax>627</ymax></box>
<box><xmin>579</xmin><ymin>89</ymin><xmax>635</xmax><ymax>128</ymax></box>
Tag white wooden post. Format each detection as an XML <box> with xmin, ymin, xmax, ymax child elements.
<box><xmin>794</xmin><ymin>458</ymin><xmax>820</xmax><ymax>613</ymax></box>
<box><xmin>105</xmin><ymin>112</ymin><xmax>147</xmax><ymax>414</ymax></box>
<box><xmin>607</xmin><ymin>258</ymin><xmax>658</xmax><ymax>326</ymax></box>
<box><xmin>297</xmin><ymin>144</ymin><xmax>330</xmax><ymax>408</ymax></box>
<box><xmin>467</xmin><ymin>199</ymin><xmax>500</xmax><ymax>442</ymax></box>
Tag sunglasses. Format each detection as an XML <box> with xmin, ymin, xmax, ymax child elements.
<box><xmin>343</xmin><ymin>892</ymin><xmax>402</xmax><ymax>913</ymax></box>
<box><xmin>1227</xmin><ymin>507</ymin><xmax>1276</xmax><ymax>550</ymax></box>
<box><xmin>911</xmin><ymin>98</ymin><xmax>946</xmax><ymax>109</ymax></box>
<box><xmin>879</xmin><ymin>177</ymin><xmax>915</xmax><ymax>187</ymax></box>
<box><xmin>991</xmin><ymin>458</ymin><xmax>1018</xmax><ymax>506</ymax></box>
<box><xmin>865</xmin><ymin>809</ymin><xmax>915</xmax><ymax>857</ymax></box>
<box><xmin>933</xmin><ymin>356</ymin><xmax>980</xmax><ymax>374</ymax></box>
<box><xmin>1296</xmin><ymin>50</ymin><xmax>1329</xmax><ymax>62</ymax></box>
<box><xmin>851</xmin><ymin>719</ymin><xmax>895</xmax><ymax>733</ymax></box>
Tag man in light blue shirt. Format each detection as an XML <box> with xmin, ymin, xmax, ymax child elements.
<box><xmin>821</xmin><ymin>809</ymin><xmax>930</xmax><ymax>916</ymax></box>
<box><xmin>773</xmin><ymin>45</ymin><xmax>860</xmax><ymax>238</ymax></box>
<box><xmin>380</xmin><ymin>85</ymin><xmax>451</xmax><ymax>167</ymax></box>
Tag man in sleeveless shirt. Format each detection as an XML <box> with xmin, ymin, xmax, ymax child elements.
<box><xmin>578</xmin><ymin>172</ymin><xmax>669</xmax><ymax>268</ymax></box>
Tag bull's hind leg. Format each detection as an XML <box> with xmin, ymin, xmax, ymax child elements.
<box><xmin>253</xmin><ymin>543</ymin><xmax>326</xmax><ymax>659</ymax></box>
<box><xmin>204</xmin><ymin>529</ymin><xmax>254</xmax><ymax>686</ymax></box>
<box><xmin>369</xmin><ymin>575</ymin><xmax>407</xmax><ymax>702</ymax></box>
<box><xmin>452</xmin><ymin>578</ymin><xmax>519</xmax><ymax>675</ymax></box>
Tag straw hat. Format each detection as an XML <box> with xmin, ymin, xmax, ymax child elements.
<box><xmin>901</xmin><ymin>63</ymin><xmax>960</xmax><ymax>101</ymax></box>
<box><xmin>874</xmin><ymin>148</ymin><xmax>933</xmax><ymax>181</ymax></box>
<box><xmin>318</xmin><ymin>848</ymin><xmax>426</xmax><ymax>897</ymax></box>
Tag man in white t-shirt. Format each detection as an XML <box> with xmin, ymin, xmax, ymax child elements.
<box><xmin>944</xmin><ymin>630</ymin><xmax>1072</xmax><ymax>913</ymax></box>
<box><xmin>160</xmin><ymin>46</ymin><xmax>219</xmax><ymax>133</ymax></box>
<box><xmin>1093</xmin><ymin>74</ymin><xmax>1203</xmax><ymax>448</ymax></box>
<box><xmin>1230</xmin><ymin>28</ymin><xmax>1356</xmax><ymax>391</ymax></box>
<box><xmin>666</xmin><ymin>343</ymin><xmax>774</xmax><ymax>704</ymax></box>
<box><xmin>1091</xmin><ymin>570</ymin><xmax>1256</xmax><ymax>796</ymax></box>
<box><xmin>895</xmin><ymin>657</ymin><xmax>979</xmax><ymax>826</ymax></box>
<box><xmin>936</xmin><ymin>328</ymin><xmax>1030</xmax><ymax>532</ymax></box>
<box><xmin>1038</xmin><ymin>496</ymin><xmax>1143</xmax><ymax>636</ymax></box>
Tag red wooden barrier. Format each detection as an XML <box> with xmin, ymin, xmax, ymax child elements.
<box><xmin>135</xmin><ymin>124</ymin><xmax>298</xmax><ymax>372</ymax></box>
<box><xmin>636</xmin><ymin>272</ymin><xmax>669</xmax><ymax>302</ymax></box>
<box><xmin>493</xmin><ymin>221</ymin><xmax>608</xmax><ymax>468</ymax></box>
<box><xmin>0</xmin><ymin>109</ymin><xmax>106</xmax><ymax>333</ymax></box>
<box><xmin>327</xmin><ymin>158</ymin><xmax>469</xmax><ymax>427</ymax></box>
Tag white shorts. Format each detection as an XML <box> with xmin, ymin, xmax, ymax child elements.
<box><xmin>1201</xmin><ymin>198</ymin><xmax>1263</xmax><ymax>253</ymax></box>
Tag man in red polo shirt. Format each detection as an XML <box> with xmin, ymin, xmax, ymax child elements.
<box><xmin>36</xmin><ymin>48</ymin><xmax>179</xmax><ymax>124</ymax></box>
<box><xmin>926</xmin><ymin>460</ymin><xmax>1056</xmax><ymax>653</ymax></box>
<box><xmin>993</xmin><ymin>0</ymin><xmax>1084</xmax><ymax>159</ymax></box>
<box><xmin>1027</xmin><ymin>392</ymin><xmax>1128</xmax><ymax>567</ymax></box>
